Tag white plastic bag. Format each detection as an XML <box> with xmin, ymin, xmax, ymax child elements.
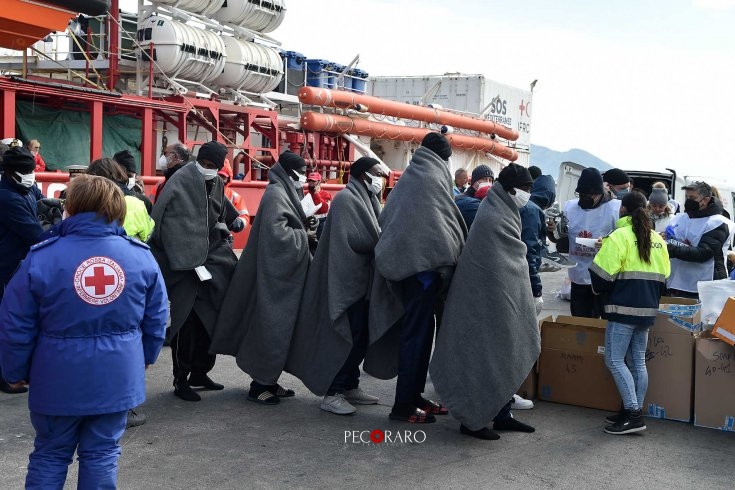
<box><xmin>697</xmin><ymin>279</ymin><xmax>735</xmax><ymax>327</ymax></box>
<box><xmin>556</xmin><ymin>275</ymin><xmax>572</xmax><ymax>301</ymax></box>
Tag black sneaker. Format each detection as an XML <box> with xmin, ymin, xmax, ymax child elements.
<box><xmin>604</xmin><ymin>409</ymin><xmax>646</xmax><ymax>435</ymax></box>
<box><xmin>605</xmin><ymin>409</ymin><xmax>626</xmax><ymax>425</ymax></box>
<box><xmin>541</xmin><ymin>250</ymin><xmax>576</xmax><ymax>268</ymax></box>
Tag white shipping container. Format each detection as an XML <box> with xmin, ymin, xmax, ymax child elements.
<box><xmin>368</xmin><ymin>73</ymin><xmax>533</xmax><ymax>149</ymax></box>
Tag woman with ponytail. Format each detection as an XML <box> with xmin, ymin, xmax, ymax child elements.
<box><xmin>589</xmin><ymin>191</ymin><xmax>671</xmax><ymax>435</ymax></box>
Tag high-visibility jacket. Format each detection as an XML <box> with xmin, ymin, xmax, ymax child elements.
<box><xmin>589</xmin><ymin>216</ymin><xmax>671</xmax><ymax>326</ymax></box>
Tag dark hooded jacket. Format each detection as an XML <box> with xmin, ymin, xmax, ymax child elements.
<box><xmin>0</xmin><ymin>175</ymin><xmax>44</xmax><ymax>298</ymax></box>
<box><xmin>667</xmin><ymin>197</ymin><xmax>733</xmax><ymax>280</ymax></box>
<box><xmin>455</xmin><ymin>187</ymin><xmax>482</xmax><ymax>230</ymax></box>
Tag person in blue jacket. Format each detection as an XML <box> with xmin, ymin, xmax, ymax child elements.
<box><xmin>522</xmin><ymin>174</ymin><xmax>556</xmax><ymax>315</ymax></box>
<box><xmin>455</xmin><ymin>165</ymin><xmax>494</xmax><ymax>229</ymax></box>
<box><xmin>0</xmin><ymin>146</ymin><xmax>45</xmax><ymax>394</ymax></box>
<box><xmin>0</xmin><ymin>175</ymin><xmax>168</xmax><ymax>489</ymax></box>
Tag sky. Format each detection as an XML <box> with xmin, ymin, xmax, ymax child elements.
<box><xmin>119</xmin><ymin>0</ymin><xmax>735</xmax><ymax>179</ymax></box>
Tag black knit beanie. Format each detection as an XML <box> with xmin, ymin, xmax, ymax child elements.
<box><xmin>278</xmin><ymin>150</ymin><xmax>306</xmax><ymax>171</ymax></box>
<box><xmin>496</xmin><ymin>163</ymin><xmax>533</xmax><ymax>191</ymax></box>
<box><xmin>420</xmin><ymin>132</ymin><xmax>452</xmax><ymax>161</ymax></box>
<box><xmin>197</xmin><ymin>141</ymin><xmax>228</xmax><ymax>170</ymax></box>
<box><xmin>575</xmin><ymin>168</ymin><xmax>605</xmax><ymax>194</ymax></box>
<box><xmin>351</xmin><ymin>156</ymin><xmax>380</xmax><ymax>179</ymax></box>
<box><xmin>113</xmin><ymin>150</ymin><xmax>137</xmax><ymax>173</ymax></box>
<box><xmin>1</xmin><ymin>147</ymin><xmax>36</xmax><ymax>173</ymax></box>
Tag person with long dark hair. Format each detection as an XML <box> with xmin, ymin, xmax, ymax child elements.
<box><xmin>589</xmin><ymin>191</ymin><xmax>670</xmax><ymax>435</ymax></box>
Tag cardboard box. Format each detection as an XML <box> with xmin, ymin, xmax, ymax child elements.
<box><xmin>516</xmin><ymin>318</ymin><xmax>544</xmax><ymax>400</ymax></box>
<box><xmin>643</xmin><ymin>304</ymin><xmax>696</xmax><ymax>422</ymax></box>
<box><xmin>694</xmin><ymin>334</ymin><xmax>735</xmax><ymax>431</ymax></box>
<box><xmin>712</xmin><ymin>296</ymin><xmax>735</xmax><ymax>346</ymax></box>
<box><xmin>538</xmin><ymin>316</ymin><xmax>621</xmax><ymax>411</ymax></box>
<box><xmin>657</xmin><ymin>296</ymin><xmax>701</xmax><ymax>333</ymax></box>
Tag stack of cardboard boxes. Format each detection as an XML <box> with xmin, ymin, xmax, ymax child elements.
<box><xmin>530</xmin><ymin>297</ymin><xmax>735</xmax><ymax>432</ymax></box>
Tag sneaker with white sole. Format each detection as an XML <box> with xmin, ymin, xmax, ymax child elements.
<box><xmin>344</xmin><ymin>387</ymin><xmax>379</xmax><ymax>405</ymax></box>
<box><xmin>539</xmin><ymin>262</ymin><xmax>562</xmax><ymax>273</ymax></box>
<box><xmin>541</xmin><ymin>250</ymin><xmax>576</xmax><ymax>268</ymax></box>
<box><xmin>320</xmin><ymin>394</ymin><xmax>357</xmax><ymax>415</ymax></box>
<box><xmin>511</xmin><ymin>394</ymin><xmax>534</xmax><ymax>410</ymax></box>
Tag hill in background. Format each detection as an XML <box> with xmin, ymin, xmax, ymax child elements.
<box><xmin>529</xmin><ymin>144</ymin><xmax>613</xmax><ymax>179</ymax></box>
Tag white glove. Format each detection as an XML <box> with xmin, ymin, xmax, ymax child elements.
<box><xmin>534</xmin><ymin>296</ymin><xmax>544</xmax><ymax>315</ymax></box>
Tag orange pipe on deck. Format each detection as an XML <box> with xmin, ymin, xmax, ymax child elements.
<box><xmin>300</xmin><ymin>112</ymin><xmax>518</xmax><ymax>161</ymax></box>
<box><xmin>298</xmin><ymin>86</ymin><xmax>520</xmax><ymax>142</ymax></box>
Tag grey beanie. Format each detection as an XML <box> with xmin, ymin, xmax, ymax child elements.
<box><xmin>648</xmin><ymin>188</ymin><xmax>669</xmax><ymax>206</ymax></box>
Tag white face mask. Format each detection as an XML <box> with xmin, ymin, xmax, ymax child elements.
<box><xmin>368</xmin><ymin>174</ymin><xmax>384</xmax><ymax>195</ymax></box>
<box><xmin>15</xmin><ymin>171</ymin><xmax>36</xmax><ymax>189</ymax></box>
<box><xmin>127</xmin><ymin>175</ymin><xmax>137</xmax><ymax>190</ymax></box>
<box><xmin>158</xmin><ymin>154</ymin><xmax>169</xmax><ymax>171</ymax></box>
<box><xmin>476</xmin><ymin>181</ymin><xmax>491</xmax><ymax>190</ymax></box>
<box><xmin>512</xmin><ymin>188</ymin><xmax>531</xmax><ymax>208</ymax></box>
<box><xmin>291</xmin><ymin>170</ymin><xmax>307</xmax><ymax>188</ymax></box>
<box><xmin>196</xmin><ymin>162</ymin><xmax>218</xmax><ymax>180</ymax></box>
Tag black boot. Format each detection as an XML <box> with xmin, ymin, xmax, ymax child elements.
<box><xmin>174</xmin><ymin>377</ymin><xmax>201</xmax><ymax>402</ymax></box>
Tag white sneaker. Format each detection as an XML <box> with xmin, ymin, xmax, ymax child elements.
<box><xmin>511</xmin><ymin>394</ymin><xmax>534</xmax><ymax>410</ymax></box>
<box><xmin>320</xmin><ymin>394</ymin><xmax>357</xmax><ymax>415</ymax></box>
<box><xmin>344</xmin><ymin>387</ymin><xmax>379</xmax><ymax>405</ymax></box>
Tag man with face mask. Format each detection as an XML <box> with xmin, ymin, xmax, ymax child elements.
<box><xmin>564</xmin><ymin>168</ymin><xmax>622</xmax><ymax>318</ymax></box>
<box><xmin>113</xmin><ymin>150</ymin><xmax>153</xmax><ymax>214</ymax></box>
<box><xmin>152</xmin><ymin>143</ymin><xmax>191</xmax><ymax>202</ymax></box>
<box><xmin>365</xmin><ymin>132</ymin><xmax>467</xmax><ymax>424</ymax></box>
<box><xmin>149</xmin><ymin>141</ymin><xmax>240</xmax><ymax>402</ymax></box>
<box><xmin>603</xmin><ymin>168</ymin><xmax>631</xmax><ymax>200</ymax></box>
<box><xmin>430</xmin><ymin>163</ymin><xmax>540</xmax><ymax>440</ymax></box>
<box><xmin>0</xmin><ymin>147</ymin><xmax>44</xmax><ymax>394</ymax></box>
<box><xmin>287</xmin><ymin>157</ymin><xmax>388</xmax><ymax>415</ymax></box>
<box><xmin>210</xmin><ymin>150</ymin><xmax>312</xmax><ymax>405</ymax></box>
<box><xmin>666</xmin><ymin>181</ymin><xmax>735</xmax><ymax>299</ymax></box>
<box><xmin>455</xmin><ymin>165</ymin><xmax>494</xmax><ymax>229</ymax></box>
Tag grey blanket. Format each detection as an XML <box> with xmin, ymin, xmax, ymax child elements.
<box><xmin>285</xmin><ymin>178</ymin><xmax>381</xmax><ymax>395</ymax></box>
<box><xmin>149</xmin><ymin>163</ymin><xmax>237</xmax><ymax>337</ymax></box>
<box><xmin>209</xmin><ymin>163</ymin><xmax>311</xmax><ymax>385</ymax></box>
<box><xmin>429</xmin><ymin>183</ymin><xmax>541</xmax><ymax>430</ymax></box>
<box><xmin>363</xmin><ymin>146</ymin><xmax>467</xmax><ymax>379</ymax></box>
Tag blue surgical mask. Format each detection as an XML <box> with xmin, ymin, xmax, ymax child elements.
<box><xmin>614</xmin><ymin>187</ymin><xmax>630</xmax><ymax>199</ymax></box>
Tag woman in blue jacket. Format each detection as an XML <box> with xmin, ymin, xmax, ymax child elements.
<box><xmin>0</xmin><ymin>175</ymin><xmax>168</xmax><ymax>489</ymax></box>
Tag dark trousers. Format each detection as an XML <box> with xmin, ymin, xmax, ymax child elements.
<box><xmin>394</xmin><ymin>275</ymin><xmax>441</xmax><ymax>407</ymax></box>
<box><xmin>493</xmin><ymin>400</ymin><xmax>513</xmax><ymax>422</ymax></box>
<box><xmin>171</xmin><ymin>310</ymin><xmax>215</xmax><ymax>384</ymax></box>
<box><xmin>570</xmin><ymin>282</ymin><xmax>603</xmax><ymax>318</ymax></box>
<box><xmin>316</xmin><ymin>217</ymin><xmax>327</xmax><ymax>240</ymax></box>
<box><xmin>327</xmin><ymin>299</ymin><xmax>370</xmax><ymax>395</ymax></box>
<box><xmin>668</xmin><ymin>289</ymin><xmax>699</xmax><ymax>300</ymax></box>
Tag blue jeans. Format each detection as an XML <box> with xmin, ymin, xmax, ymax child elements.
<box><xmin>27</xmin><ymin>410</ymin><xmax>127</xmax><ymax>490</ymax></box>
<box><xmin>604</xmin><ymin>321</ymin><xmax>649</xmax><ymax>411</ymax></box>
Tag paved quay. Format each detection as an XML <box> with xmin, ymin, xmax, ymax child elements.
<box><xmin>1</xmin><ymin>269</ymin><xmax>733</xmax><ymax>489</ymax></box>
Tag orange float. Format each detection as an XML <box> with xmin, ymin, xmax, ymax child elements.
<box><xmin>300</xmin><ymin>112</ymin><xmax>519</xmax><ymax>161</ymax></box>
<box><xmin>298</xmin><ymin>86</ymin><xmax>520</xmax><ymax>142</ymax></box>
